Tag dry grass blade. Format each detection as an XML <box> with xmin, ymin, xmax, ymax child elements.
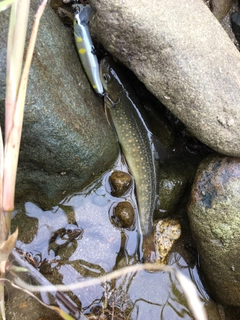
<box><xmin>0</xmin><ymin>290</ymin><xmax>6</xmax><ymax>320</ymax></box>
<box><xmin>3</xmin><ymin>0</ymin><xmax>47</xmax><ymax>211</ymax></box>
<box><xmin>0</xmin><ymin>128</ymin><xmax>3</xmax><ymax>212</ymax></box>
<box><xmin>0</xmin><ymin>0</ymin><xmax>16</xmax><ymax>12</ymax></box>
<box><xmin>0</xmin><ymin>127</ymin><xmax>5</xmax><ymax>252</ymax></box>
<box><xmin>0</xmin><ymin>228</ymin><xmax>18</xmax><ymax>276</ymax></box>
<box><xmin>0</xmin><ymin>1</ymin><xmax>47</xmax><ymax>318</ymax></box>
<box><xmin>15</xmin><ymin>263</ymin><xmax>207</xmax><ymax>319</ymax></box>
<box><xmin>175</xmin><ymin>271</ymin><xmax>207</xmax><ymax>320</ymax></box>
<box><xmin>14</xmin><ymin>263</ymin><xmax>170</xmax><ymax>290</ymax></box>
<box><xmin>5</xmin><ymin>0</ymin><xmax>30</xmax><ymax>142</ymax></box>
<box><xmin>15</xmin><ymin>263</ymin><xmax>169</xmax><ymax>292</ymax></box>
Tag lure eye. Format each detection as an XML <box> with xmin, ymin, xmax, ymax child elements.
<box><xmin>74</xmin><ymin>16</ymin><xmax>80</xmax><ymax>26</ymax></box>
<box><xmin>102</xmin><ymin>73</ymin><xmax>111</xmax><ymax>84</ymax></box>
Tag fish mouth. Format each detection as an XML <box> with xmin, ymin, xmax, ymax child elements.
<box><xmin>99</xmin><ymin>58</ymin><xmax>110</xmax><ymax>88</ymax></box>
<box><xmin>100</xmin><ymin>57</ymin><xmax>123</xmax><ymax>94</ymax></box>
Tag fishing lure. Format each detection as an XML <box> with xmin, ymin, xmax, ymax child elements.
<box><xmin>73</xmin><ymin>4</ymin><xmax>104</xmax><ymax>95</ymax></box>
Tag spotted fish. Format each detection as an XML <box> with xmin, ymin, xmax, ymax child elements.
<box><xmin>100</xmin><ymin>57</ymin><xmax>158</xmax><ymax>262</ymax></box>
<box><xmin>73</xmin><ymin>4</ymin><xmax>103</xmax><ymax>95</ymax></box>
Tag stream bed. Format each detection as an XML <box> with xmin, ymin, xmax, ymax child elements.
<box><xmin>7</xmin><ymin>154</ymin><xmax>222</xmax><ymax>320</ymax></box>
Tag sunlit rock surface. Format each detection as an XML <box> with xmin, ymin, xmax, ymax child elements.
<box><xmin>188</xmin><ymin>155</ymin><xmax>240</xmax><ymax>306</ymax></box>
<box><xmin>89</xmin><ymin>0</ymin><xmax>240</xmax><ymax>156</ymax></box>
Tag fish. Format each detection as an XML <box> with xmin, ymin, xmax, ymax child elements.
<box><xmin>73</xmin><ymin>4</ymin><xmax>104</xmax><ymax>95</ymax></box>
<box><xmin>100</xmin><ymin>57</ymin><xmax>159</xmax><ymax>262</ymax></box>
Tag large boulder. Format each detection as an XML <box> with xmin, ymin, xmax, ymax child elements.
<box><xmin>0</xmin><ymin>3</ymin><xmax>118</xmax><ymax>208</ymax></box>
<box><xmin>188</xmin><ymin>155</ymin><xmax>240</xmax><ymax>306</ymax></box>
<box><xmin>89</xmin><ymin>0</ymin><xmax>240</xmax><ymax>156</ymax></box>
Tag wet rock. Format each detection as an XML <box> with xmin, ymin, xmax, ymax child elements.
<box><xmin>0</xmin><ymin>3</ymin><xmax>118</xmax><ymax>208</ymax></box>
<box><xmin>156</xmin><ymin>162</ymin><xmax>189</xmax><ymax>217</ymax></box>
<box><xmin>158</xmin><ymin>176</ymin><xmax>186</xmax><ymax>217</ymax></box>
<box><xmin>231</xmin><ymin>12</ymin><xmax>240</xmax><ymax>43</ymax></box>
<box><xmin>50</xmin><ymin>0</ymin><xmax>74</xmax><ymax>26</ymax></box>
<box><xmin>109</xmin><ymin>170</ymin><xmax>132</xmax><ymax>197</ymax></box>
<box><xmin>203</xmin><ymin>0</ymin><xmax>237</xmax><ymax>45</ymax></box>
<box><xmin>209</xmin><ymin>0</ymin><xmax>233</xmax><ymax>21</ymax></box>
<box><xmin>5</xmin><ymin>270</ymin><xmax>66</xmax><ymax>320</ymax></box>
<box><xmin>188</xmin><ymin>155</ymin><xmax>240</xmax><ymax>306</ymax></box>
<box><xmin>142</xmin><ymin>100</ymin><xmax>175</xmax><ymax>151</ymax></box>
<box><xmin>154</xmin><ymin>219</ymin><xmax>181</xmax><ymax>264</ymax></box>
<box><xmin>48</xmin><ymin>225</ymin><xmax>83</xmax><ymax>257</ymax></box>
<box><xmin>155</xmin><ymin>153</ymin><xmax>203</xmax><ymax>218</ymax></box>
<box><xmin>86</xmin><ymin>304</ymin><xmax>132</xmax><ymax>320</ymax></box>
<box><xmin>111</xmin><ymin>201</ymin><xmax>135</xmax><ymax>229</ymax></box>
<box><xmin>90</xmin><ymin>0</ymin><xmax>240</xmax><ymax>157</ymax></box>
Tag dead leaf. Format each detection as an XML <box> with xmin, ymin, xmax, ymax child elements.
<box><xmin>0</xmin><ymin>228</ymin><xmax>18</xmax><ymax>275</ymax></box>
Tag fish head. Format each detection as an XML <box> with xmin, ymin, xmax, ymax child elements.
<box><xmin>100</xmin><ymin>57</ymin><xmax>123</xmax><ymax>105</ymax></box>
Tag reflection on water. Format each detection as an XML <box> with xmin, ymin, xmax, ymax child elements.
<box><xmin>11</xmin><ymin>156</ymin><xmax>216</xmax><ymax>320</ymax></box>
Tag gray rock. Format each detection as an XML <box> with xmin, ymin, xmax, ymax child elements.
<box><xmin>89</xmin><ymin>0</ymin><xmax>240</xmax><ymax>156</ymax></box>
<box><xmin>155</xmin><ymin>154</ymin><xmax>201</xmax><ymax>218</ymax></box>
<box><xmin>157</xmin><ymin>162</ymin><xmax>189</xmax><ymax>217</ymax></box>
<box><xmin>209</xmin><ymin>0</ymin><xmax>233</xmax><ymax>21</ymax></box>
<box><xmin>188</xmin><ymin>155</ymin><xmax>240</xmax><ymax>306</ymax></box>
<box><xmin>204</xmin><ymin>0</ymin><xmax>238</xmax><ymax>46</ymax></box>
<box><xmin>0</xmin><ymin>3</ymin><xmax>118</xmax><ymax>208</ymax></box>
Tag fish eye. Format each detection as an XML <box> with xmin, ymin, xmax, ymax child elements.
<box><xmin>102</xmin><ymin>73</ymin><xmax>111</xmax><ymax>84</ymax></box>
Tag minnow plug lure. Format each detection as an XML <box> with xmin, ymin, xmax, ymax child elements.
<box><xmin>73</xmin><ymin>4</ymin><xmax>104</xmax><ymax>95</ymax></box>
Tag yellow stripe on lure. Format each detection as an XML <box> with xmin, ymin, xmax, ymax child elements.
<box><xmin>73</xmin><ymin>4</ymin><xmax>103</xmax><ymax>95</ymax></box>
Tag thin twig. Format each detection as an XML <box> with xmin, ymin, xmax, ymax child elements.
<box><xmin>14</xmin><ymin>263</ymin><xmax>207</xmax><ymax>320</ymax></box>
<box><xmin>15</xmin><ymin>264</ymin><xmax>171</xmax><ymax>292</ymax></box>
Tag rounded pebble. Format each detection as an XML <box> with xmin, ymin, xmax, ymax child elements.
<box><xmin>111</xmin><ymin>201</ymin><xmax>135</xmax><ymax>229</ymax></box>
<box><xmin>109</xmin><ymin>170</ymin><xmax>132</xmax><ymax>197</ymax></box>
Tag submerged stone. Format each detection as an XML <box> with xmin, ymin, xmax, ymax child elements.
<box><xmin>112</xmin><ymin>201</ymin><xmax>135</xmax><ymax>229</ymax></box>
<box><xmin>109</xmin><ymin>170</ymin><xmax>132</xmax><ymax>197</ymax></box>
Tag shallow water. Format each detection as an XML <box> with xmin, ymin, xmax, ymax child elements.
<box><xmin>10</xmin><ymin>153</ymin><xmax>221</xmax><ymax>320</ymax></box>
